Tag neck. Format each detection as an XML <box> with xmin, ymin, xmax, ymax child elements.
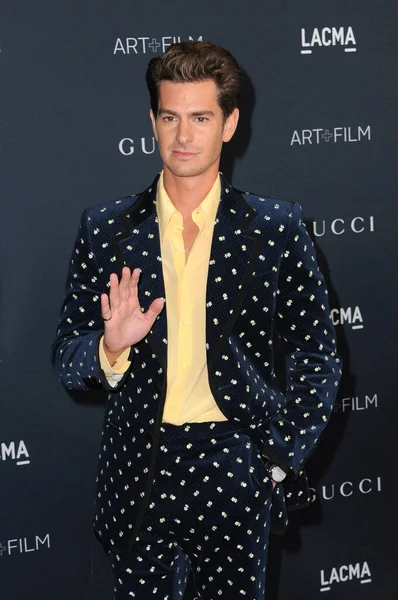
<box><xmin>163</xmin><ymin>163</ymin><xmax>219</xmax><ymax>217</ymax></box>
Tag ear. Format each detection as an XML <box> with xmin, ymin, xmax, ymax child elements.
<box><xmin>222</xmin><ymin>108</ymin><xmax>239</xmax><ymax>143</ymax></box>
<box><xmin>149</xmin><ymin>109</ymin><xmax>158</xmax><ymax>141</ymax></box>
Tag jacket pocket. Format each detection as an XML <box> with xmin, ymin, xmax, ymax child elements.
<box><xmin>104</xmin><ymin>417</ymin><xmax>123</xmax><ymax>433</ymax></box>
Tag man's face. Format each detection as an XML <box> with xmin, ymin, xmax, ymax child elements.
<box><xmin>150</xmin><ymin>79</ymin><xmax>239</xmax><ymax>179</ymax></box>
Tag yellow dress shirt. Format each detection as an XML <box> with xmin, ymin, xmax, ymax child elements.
<box><xmin>99</xmin><ymin>172</ymin><xmax>226</xmax><ymax>424</ymax></box>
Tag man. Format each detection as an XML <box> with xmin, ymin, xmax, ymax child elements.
<box><xmin>52</xmin><ymin>41</ymin><xmax>342</xmax><ymax>599</ymax></box>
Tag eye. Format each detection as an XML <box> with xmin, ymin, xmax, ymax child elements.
<box><xmin>162</xmin><ymin>116</ymin><xmax>176</xmax><ymax>122</ymax></box>
<box><xmin>195</xmin><ymin>116</ymin><xmax>208</xmax><ymax>123</ymax></box>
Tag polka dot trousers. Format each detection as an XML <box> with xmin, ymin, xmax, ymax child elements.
<box><xmin>111</xmin><ymin>421</ymin><xmax>273</xmax><ymax>599</ymax></box>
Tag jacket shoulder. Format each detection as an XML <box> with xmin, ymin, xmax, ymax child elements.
<box><xmin>234</xmin><ymin>186</ymin><xmax>296</xmax><ymax>218</ymax></box>
<box><xmin>82</xmin><ymin>175</ymin><xmax>159</xmax><ymax>226</ymax></box>
<box><xmin>84</xmin><ymin>192</ymin><xmax>140</xmax><ymax>222</ymax></box>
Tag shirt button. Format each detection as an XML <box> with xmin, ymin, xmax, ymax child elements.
<box><xmin>183</xmin><ymin>319</ymin><xmax>189</xmax><ymax>326</ymax></box>
<box><xmin>182</xmin><ymin>363</ymin><xmax>188</xmax><ymax>370</ymax></box>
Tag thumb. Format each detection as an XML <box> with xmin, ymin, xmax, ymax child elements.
<box><xmin>145</xmin><ymin>297</ymin><xmax>165</xmax><ymax>322</ymax></box>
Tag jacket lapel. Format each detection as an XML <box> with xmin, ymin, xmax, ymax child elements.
<box><xmin>112</xmin><ymin>175</ymin><xmax>167</xmax><ymax>369</ymax></box>
<box><xmin>206</xmin><ymin>176</ymin><xmax>265</xmax><ymax>371</ymax></box>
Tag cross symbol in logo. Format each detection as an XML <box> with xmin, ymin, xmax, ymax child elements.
<box><xmin>0</xmin><ymin>543</ymin><xmax>7</xmax><ymax>556</ymax></box>
<box><xmin>149</xmin><ymin>38</ymin><xmax>161</xmax><ymax>53</ymax></box>
<box><xmin>322</xmin><ymin>129</ymin><xmax>333</xmax><ymax>142</ymax></box>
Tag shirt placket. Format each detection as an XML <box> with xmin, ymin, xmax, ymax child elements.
<box><xmin>178</xmin><ymin>210</ymin><xmax>205</xmax><ymax>391</ymax></box>
<box><xmin>168</xmin><ymin>213</ymin><xmax>189</xmax><ymax>414</ymax></box>
<box><xmin>171</xmin><ymin>210</ymin><xmax>205</xmax><ymax>419</ymax></box>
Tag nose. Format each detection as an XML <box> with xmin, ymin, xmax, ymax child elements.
<box><xmin>175</xmin><ymin>119</ymin><xmax>193</xmax><ymax>145</ymax></box>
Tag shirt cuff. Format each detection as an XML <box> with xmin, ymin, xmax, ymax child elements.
<box><xmin>99</xmin><ymin>336</ymin><xmax>131</xmax><ymax>386</ymax></box>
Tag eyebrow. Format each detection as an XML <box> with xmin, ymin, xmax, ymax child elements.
<box><xmin>158</xmin><ymin>109</ymin><xmax>215</xmax><ymax>117</ymax></box>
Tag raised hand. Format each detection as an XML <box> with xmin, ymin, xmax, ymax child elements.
<box><xmin>100</xmin><ymin>267</ymin><xmax>165</xmax><ymax>362</ymax></box>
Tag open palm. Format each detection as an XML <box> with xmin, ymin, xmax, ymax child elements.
<box><xmin>100</xmin><ymin>267</ymin><xmax>165</xmax><ymax>355</ymax></box>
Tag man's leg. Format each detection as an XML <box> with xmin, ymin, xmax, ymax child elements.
<box><xmin>188</xmin><ymin>496</ymin><xmax>271</xmax><ymax>599</ymax></box>
<box><xmin>156</xmin><ymin>423</ymin><xmax>273</xmax><ymax>600</ymax></box>
<box><xmin>109</xmin><ymin>441</ymin><xmax>193</xmax><ymax>600</ymax></box>
<box><xmin>110</xmin><ymin>527</ymin><xmax>190</xmax><ymax>599</ymax></box>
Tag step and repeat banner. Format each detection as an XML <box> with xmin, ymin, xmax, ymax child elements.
<box><xmin>1</xmin><ymin>1</ymin><xmax>397</xmax><ymax>599</ymax></box>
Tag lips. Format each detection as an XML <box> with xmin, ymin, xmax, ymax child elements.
<box><xmin>172</xmin><ymin>150</ymin><xmax>197</xmax><ymax>157</ymax></box>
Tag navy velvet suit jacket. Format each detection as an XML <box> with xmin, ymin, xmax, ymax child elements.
<box><xmin>52</xmin><ymin>174</ymin><xmax>342</xmax><ymax>554</ymax></box>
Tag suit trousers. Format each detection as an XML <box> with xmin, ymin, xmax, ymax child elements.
<box><xmin>110</xmin><ymin>421</ymin><xmax>274</xmax><ymax>600</ymax></box>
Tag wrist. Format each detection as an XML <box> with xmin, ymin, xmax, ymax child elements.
<box><xmin>103</xmin><ymin>341</ymin><xmax>129</xmax><ymax>366</ymax></box>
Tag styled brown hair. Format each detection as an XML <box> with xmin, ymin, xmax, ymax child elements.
<box><xmin>146</xmin><ymin>41</ymin><xmax>242</xmax><ymax>118</ymax></box>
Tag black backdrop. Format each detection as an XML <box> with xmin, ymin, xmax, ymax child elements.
<box><xmin>1</xmin><ymin>1</ymin><xmax>398</xmax><ymax>599</ymax></box>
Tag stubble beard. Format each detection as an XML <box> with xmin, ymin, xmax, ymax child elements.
<box><xmin>164</xmin><ymin>150</ymin><xmax>221</xmax><ymax>179</ymax></box>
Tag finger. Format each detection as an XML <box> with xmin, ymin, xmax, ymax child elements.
<box><xmin>118</xmin><ymin>266</ymin><xmax>131</xmax><ymax>303</ymax></box>
<box><xmin>108</xmin><ymin>272</ymin><xmax>120</xmax><ymax>311</ymax></box>
<box><xmin>144</xmin><ymin>297</ymin><xmax>165</xmax><ymax>324</ymax></box>
<box><xmin>128</xmin><ymin>268</ymin><xmax>141</xmax><ymax>298</ymax></box>
<box><xmin>100</xmin><ymin>293</ymin><xmax>112</xmax><ymax>321</ymax></box>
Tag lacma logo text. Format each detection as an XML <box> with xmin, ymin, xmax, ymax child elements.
<box><xmin>0</xmin><ymin>441</ymin><xmax>30</xmax><ymax>466</ymax></box>
<box><xmin>331</xmin><ymin>306</ymin><xmax>363</xmax><ymax>330</ymax></box>
<box><xmin>320</xmin><ymin>561</ymin><xmax>371</xmax><ymax>592</ymax></box>
<box><xmin>301</xmin><ymin>26</ymin><xmax>357</xmax><ymax>54</ymax></box>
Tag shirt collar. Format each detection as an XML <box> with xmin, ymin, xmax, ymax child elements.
<box><xmin>156</xmin><ymin>171</ymin><xmax>221</xmax><ymax>240</ymax></box>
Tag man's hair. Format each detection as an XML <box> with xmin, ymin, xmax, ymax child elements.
<box><xmin>146</xmin><ymin>41</ymin><xmax>242</xmax><ymax>118</ymax></box>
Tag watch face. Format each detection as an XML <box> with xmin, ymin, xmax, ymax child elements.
<box><xmin>272</xmin><ymin>466</ymin><xmax>286</xmax><ymax>483</ymax></box>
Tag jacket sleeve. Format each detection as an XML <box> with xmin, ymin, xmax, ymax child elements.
<box><xmin>261</xmin><ymin>202</ymin><xmax>342</xmax><ymax>478</ymax></box>
<box><xmin>51</xmin><ymin>209</ymin><xmax>131</xmax><ymax>392</ymax></box>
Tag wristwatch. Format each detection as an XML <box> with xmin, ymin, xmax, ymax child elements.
<box><xmin>264</xmin><ymin>459</ymin><xmax>287</xmax><ymax>483</ymax></box>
